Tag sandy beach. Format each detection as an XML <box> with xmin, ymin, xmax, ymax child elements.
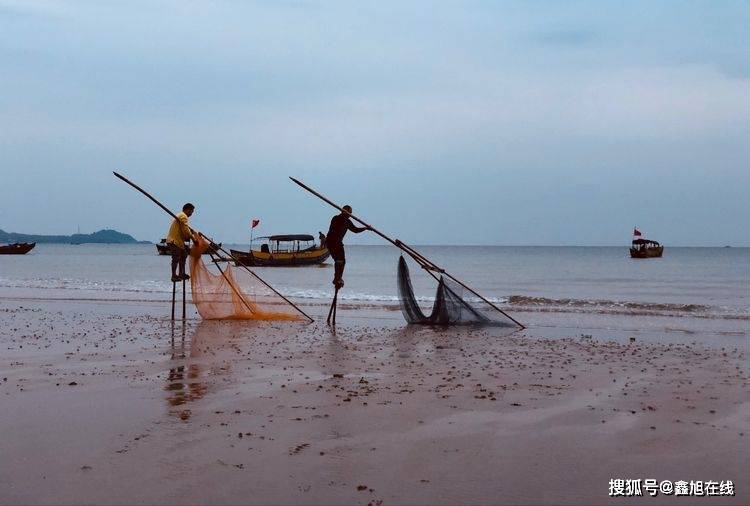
<box><xmin>1</xmin><ymin>297</ymin><xmax>747</xmax><ymax>505</ymax></box>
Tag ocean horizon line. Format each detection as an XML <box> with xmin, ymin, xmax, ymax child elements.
<box><xmin>17</xmin><ymin>242</ymin><xmax>748</xmax><ymax>249</ymax></box>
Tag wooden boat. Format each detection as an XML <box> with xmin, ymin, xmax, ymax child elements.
<box><xmin>630</xmin><ymin>238</ymin><xmax>663</xmax><ymax>258</ymax></box>
<box><xmin>156</xmin><ymin>238</ymin><xmax>221</xmax><ymax>256</ymax></box>
<box><xmin>230</xmin><ymin>234</ymin><xmax>329</xmax><ymax>267</ymax></box>
<box><xmin>0</xmin><ymin>242</ymin><xmax>36</xmax><ymax>255</ymax></box>
<box><xmin>156</xmin><ymin>239</ymin><xmax>170</xmax><ymax>255</ymax></box>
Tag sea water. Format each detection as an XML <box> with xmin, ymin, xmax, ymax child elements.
<box><xmin>1</xmin><ymin>244</ymin><xmax>748</xmax><ymax>340</ymax></box>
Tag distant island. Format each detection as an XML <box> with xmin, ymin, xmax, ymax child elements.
<box><xmin>0</xmin><ymin>228</ymin><xmax>150</xmax><ymax>244</ymax></box>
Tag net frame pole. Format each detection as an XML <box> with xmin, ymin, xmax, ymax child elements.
<box><xmin>395</xmin><ymin>240</ymin><xmax>442</xmax><ymax>280</ymax></box>
<box><xmin>113</xmin><ymin>171</ymin><xmax>314</xmax><ymax>323</ymax></box>
<box><xmin>289</xmin><ymin>177</ymin><xmax>525</xmax><ymax>329</ymax></box>
<box><xmin>182</xmin><ymin>278</ymin><xmax>186</xmax><ymax>320</ymax></box>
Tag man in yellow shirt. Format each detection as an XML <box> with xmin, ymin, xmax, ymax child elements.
<box><xmin>166</xmin><ymin>203</ymin><xmax>197</xmax><ymax>282</ymax></box>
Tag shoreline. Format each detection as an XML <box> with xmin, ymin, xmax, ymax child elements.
<box><xmin>2</xmin><ymin>293</ymin><xmax>748</xmax><ymax>348</ymax></box>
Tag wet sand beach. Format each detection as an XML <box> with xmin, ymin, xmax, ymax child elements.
<box><xmin>1</xmin><ymin>298</ymin><xmax>747</xmax><ymax>505</ymax></box>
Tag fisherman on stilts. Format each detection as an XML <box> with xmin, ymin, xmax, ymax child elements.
<box><xmin>114</xmin><ymin>171</ymin><xmax>315</xmax><ymax>323</ymax></box>
<box><xmin>324</xmin><ymin>205</ymin><xmax>370</xmax><ymax>325</ymax></box>
<box><xmin>326</xmin><ymin>205</ymin><xmax>370</xmax><ymax>289</ymax></box>
<box><xmin>289</xmin><ymin>176</ymin><xmax>524</xmax><ymax>329</ymax></box>
<box><xmin>166</xmin><ymin>203</ymin><xmax>198</xmax><ymax>282</ymax></box>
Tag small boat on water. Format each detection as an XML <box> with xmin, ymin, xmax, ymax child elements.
<box><xmin>230</xmin><ymin>234</ymin><xmax>329</xmax><ymax>267</ymax></box>
<box><xmin>156</xmin><ymin>238</ymin><xmax>221</xmax><ymax>256</ymax></box>
<box><xmin>630</xmin><ymin>238</ymin><xmax>664</xmax><ymax>258</ymax></box>
<box><xmin>156</xmin><ymin>240</ymin><xmax>169</xmax><ymax>255</ymax></box>
<box><xmin>629</xmin><ymin>227</ymin><xmax>663</xmax><ymax>258</ymax></box>
<box><xmin>0</xmin><ymin>242</ymin><xmax>36</xmax><ymax>255</ymax></box>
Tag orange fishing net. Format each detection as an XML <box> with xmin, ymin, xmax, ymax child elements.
<box><xmin>189</xmin><ymin>236</ymin><xmax>303</xmax><ymax>321</ymax></box>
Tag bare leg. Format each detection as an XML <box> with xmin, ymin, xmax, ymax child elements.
<box><xmin>171</xmin><ymin>254</ymin><xmax>179</xmax><ymax>279</ymax></box>
<box><xmin>333</xmin><ymin>260</ymin><xmax>345</xmax><ymax>288</ymax></box>
<box><xmin>178</xmin><ymin>247</ymin><xmax>188</xmax><ymax>279</ymax></box>
<box><xmin>169</xmin><ymin>244</ymin><xmax>182</xmax><ymax>281</ymax></box>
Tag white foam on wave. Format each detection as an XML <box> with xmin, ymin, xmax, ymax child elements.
<box><xmin>279</xmin><ymin>288</ymin><xmax>508</xmax><ymax>304</ymax></box>
<box><xmin>0</xmin><ymin>277</ymin><xmax>509</xmax><ymax>304</ymax></box>
<box><xmin>0</xmin><ymin>277</ymin><xmax>173</xmax><ymax>294</ymax></box>
<box><xmin>9</xmin><ymin>278</ymin><xmax>743</xmax><ymax>317</ymax></box>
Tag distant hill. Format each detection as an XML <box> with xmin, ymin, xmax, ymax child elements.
<box><xmin>0</xmin><ymin>228</ymin><xmax>149</xmax><ymax>244</ymax></box>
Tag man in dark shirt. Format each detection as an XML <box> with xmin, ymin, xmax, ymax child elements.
<box><xmin>326</xmin><ymin>205</ymin><xmax>370</xmax><ymax>288</ymax></box>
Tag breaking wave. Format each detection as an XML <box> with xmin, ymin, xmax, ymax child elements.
<box><xmin>281</xmin><ymin>288</ymin><xmax>507</xmax><ymax>304</ymax></box>
<box><xmin>1</xmin><ymin>278</ymin><xmax>747</xmax><ymax>320</ymax></box>
<box><xmin>0</xmin><ymin>277</ymin><xmax>171</xmax><ymax>294</ymax></box>
<box><xmin>506</xmin><ymin>295</ymin><xmax>710</xmax><ymax>313</ymax></box>
<box><xmin>505</xmin><ymin>295</ymin><xmax>749</xmax><ymax>320</ymax></box>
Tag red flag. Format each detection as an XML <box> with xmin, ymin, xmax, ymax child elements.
<box><xmin>251</xmin><ymin>219</ymin><xmax>260</xmax><ymax>229</ymax></box>
<box><xmin>633</xmin><ymin>228</ymin><xmax>642</xmax><ymax>237</ymax></box>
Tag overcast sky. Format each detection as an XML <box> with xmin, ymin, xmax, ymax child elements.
<box><xmin>1</xmin><ymin>0</ymin><xmax>748</xmax><ymax>246</ymax></box>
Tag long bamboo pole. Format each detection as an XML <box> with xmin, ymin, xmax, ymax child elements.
<box><xmin>395</xmin><ymin>240</ymin><xmax>443</xmax><ymax>276</ymax></box>
<box><xmin>288</xmin><ymin>177</ymin><xmax>525</xmax><ymax>329</ymax></box>
<box><xmin>113</xmin><ymin>171</ymin><xmax>314</xmax><ymax>323</ymax></box>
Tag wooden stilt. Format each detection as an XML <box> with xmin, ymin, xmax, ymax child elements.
<box><xmin>171</xmin><ymin>281</ymin><xmax>176</xmax><ymax>320</ymax></box>
<box><xmin>332</xmin><ymin>292</ymin><xmax>338</xmax><ymax>325</ymax></box>
<box><xmin>182</xmin><ymin>278</ymin><xmax>186</xmax><ymax>320</ymax></box>
<box><xmin>326</xmin><ymin>287</ymin><xmax>339</xmax><ymax>325</ymax></box>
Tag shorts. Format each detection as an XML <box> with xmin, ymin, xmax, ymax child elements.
<box><xmin>327</xmin><ymin>242</ymin><xmax>345</xmax><ymax>263</ymax></box>
<box><xmin>168</xmin><ymin>243</ymin><xmax>188</xmax><ymax>261</ymax></box>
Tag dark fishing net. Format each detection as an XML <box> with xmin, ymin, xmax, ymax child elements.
<box><xmin>397</xmin><ymin>256</ymin><xmax>516</xmax><ymax>326</ymax></box>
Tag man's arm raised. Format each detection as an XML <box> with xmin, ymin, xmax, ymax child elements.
<box><xmin>347</xmin><ymin>219</ymin><xmax>370</xmax><ymax>234</ymax></box>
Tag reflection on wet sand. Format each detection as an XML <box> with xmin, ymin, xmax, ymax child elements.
<box><xmin>164</xmin><ymin>320</ymin><xmax>238</xmax><ymax>421</ymax></box>
<box><xmin>3</xmin><ymin>300</ymin><xmax>749</xmax><ymax>505</ymax></box>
